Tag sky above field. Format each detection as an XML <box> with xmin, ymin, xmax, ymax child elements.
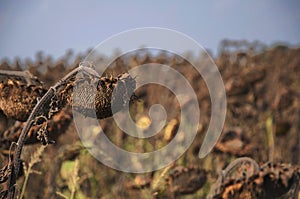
<box><xmin>0</xmin><ymin>0</ymin><xmax>299</xmax><ymax>60</ymax></box>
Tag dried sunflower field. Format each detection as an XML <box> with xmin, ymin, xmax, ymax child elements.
<box><xmin>0</xmin><ymin>40</ymin><xmax>299</xmax><ymax>199</ymax></box>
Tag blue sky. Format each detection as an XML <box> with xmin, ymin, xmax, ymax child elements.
<box><xmin>0</xmin><ymin>0</ymin><xmax>299</xmax><ymax>59</ymax></box>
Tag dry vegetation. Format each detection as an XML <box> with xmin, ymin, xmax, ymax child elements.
<box><xmin>0</xmin><ymin>40</ymin><xmax>300</xmax><ymax>198</ymax></box>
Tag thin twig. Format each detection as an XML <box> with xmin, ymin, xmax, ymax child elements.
<box><xmin>19</xmin><ymin>145</ymin><xmax>45</xmax><ymax>199</ymax></box>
